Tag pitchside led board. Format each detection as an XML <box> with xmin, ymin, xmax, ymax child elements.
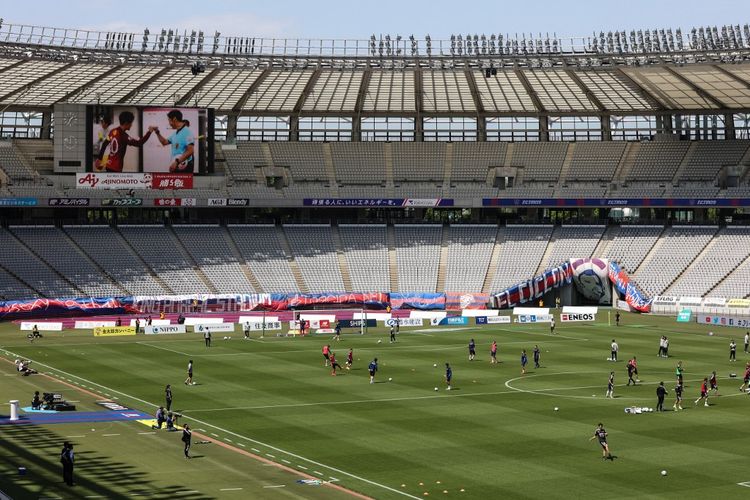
<box><xmin>86</xmin><ymin>105</ymin><xmax>214</xmax><ymax>174</ymax></box>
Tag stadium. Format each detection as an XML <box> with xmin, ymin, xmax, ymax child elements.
<box><xmin>0</xmin><ymin>12</ymin><xmax>750</xmax><ymax>499</ymax></box>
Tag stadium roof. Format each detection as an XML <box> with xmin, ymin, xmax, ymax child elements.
<box><xmin>0</xmin><ymin>21</ymin><xmax>749</xmax><ymax>116</ymax></box>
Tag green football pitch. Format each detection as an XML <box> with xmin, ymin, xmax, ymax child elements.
<box><xmin>2</xmin><ymin>311</ymin><xmax>750</xmax><ymax>499</ymax></box>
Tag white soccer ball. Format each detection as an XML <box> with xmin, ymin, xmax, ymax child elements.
<box><xmin>377</xmin><ymin>339</ymin><xmax>382</xmax><ymax>344</ymax></box>
<box><xmin>554</xmin><ymin>407</ymin><xmax>559</xmax><ymax>411</ymax></box>
<box><xmin>433</xmin><ymin>363</ymin><xmax>437</xmax><ymax>367</ymax></box>
<box><xmin>661</xmin><ymin>470</ymin><xmax>667</xmax><ymax>476</ymax></box>
<box><xmin>228</xmin><ymin>337</ymin><xmax>231</xmax><ymax>340</ymax></box>
<box><xmin>708</xmin><ymin>331</ymin><xmax>714</xmax><ymax>336</ymax></box>
<box><xmin>223</xmin><ymin>336</ymin><xmax>228</xmax><ymax>340</ymax></box>
<box><xmin>434</xmin><ymin>387</ymin><xmax>439</xmax><ymax>391</ymax></box>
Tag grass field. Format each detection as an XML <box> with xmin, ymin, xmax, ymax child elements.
<box><xmin>2</xmin><ymin>311</ymin><xmax>750</xmax><ymax>499</ymax></box>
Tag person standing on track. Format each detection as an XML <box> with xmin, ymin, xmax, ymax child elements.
<box><xmin>490</xmin><ymin>340</ymin><xmax>498</xmax><ymax>364</ymax></box>
<box><xmin>730</xmin><ymin>339</ymin><xmax>737</xmax><ymax>362</ymax></box>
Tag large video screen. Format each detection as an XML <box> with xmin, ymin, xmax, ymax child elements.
<box><xmin>88</xmin><ymin>106</ymin><xmax>213</xmax><ymax>174</ymax></box>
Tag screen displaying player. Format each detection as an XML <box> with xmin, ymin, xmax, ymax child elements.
<box><xmin>142</xmin><ymin>107</ymin><xmax>200</xmax><ymax>173</ymax></box>
<box><xmin>91</xmin><ymin>107</ymin><xmax>142</xmax><ymax>173</ymax></box>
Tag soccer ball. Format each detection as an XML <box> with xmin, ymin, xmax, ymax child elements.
<box><xmin>377</xmin><ymin>340</ymin><xmax>382</xmax><ymax>344</ymax></box>
<box><xmin>434</xmin><ymin>387</ymin><xmax>439</xmax><ymax>391</ymax></box>
<box><xmin>223</xmin><ymin>336</ymin><xmax>228</xmax><ymax>340</ymax></box>
<box><xmin>388</xmin><ymin>377</ymin><xmax>393</xmax><ymax>381</ymax></box>
<box><xmin>554</xmin><ymin>407</ymin><xmax>559</xmax><ymax>411</ymax></box>
<box><xmin>708</xmin><ymin>331</ymin><xmax>714</xmax><ymax>336</ymax></box>
<box><xmin>433</xmin><ymin>363</ymin><xmax>437</xmax><ymax>367</ymax></box>
<box><xmin>661</xmin><ymin>470</ymin><xmax>667</xmax><ymax>476</ymax></box>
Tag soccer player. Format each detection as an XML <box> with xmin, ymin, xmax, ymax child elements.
<box><xmin>330</xmin><ymin>351</ymin><xmax>342</xmax><ymax>376</ymax></box>
<box><xmin>550</xmin><ymin>317</ymin><xmax>556</xmax><ymax>335</ymax></box>
<box><xmin>490</xmin><ymin>341</ymin><xmax>498</xmax><ymax>364</ymax></box>
<box><xmin>656</xmin><ymin>382</ymin><xmax>668</xmax><ymax>412</ymax></box>
<box><xmin>658</xmin><ymin>336</ymin><xmax>665</xmax><ymax>358</ymax></box>
<box><xmin>709</xmin><ymin>371</ymin><xmax>719</xmax><ymax>395</ymax></box>
<box><xmin>695</xmin><ymin>377</ymin><xmax>710</xmax><ymax>407</ymax></box>
<box><xmin>730</xmin><ymin>339</ymin><xmax>737</xmax><ymax>362</ymax></box>
<box><xmin>182</xmin><ymin>424</ymin><xmax>192</xmax><ymax>458</ymax></box>
<box><xmin>740</xmin><ymin>363</ymin><xmax>750</xmax><ymax>393</ymax></box>
<box><xmin>184</xmin><ymin>360</ymin><xmax>193</xmax><ymax>385</ymax></box>
<box><xmin>521</xmin><ymin>350</ymin><xmax>528</xmax><ymax>375</ymax></box>
<box><xmin>445</xmin><ymin>363</ymin><xmax>452</xmax><ymax>390</ymax></box>
<box><xmin>673</xmin><ymin>382</ymin><xmax>683</xmax><ymax>410</ymax></box>
<box><xmin>533</xmin><ymin>345</ymin><xmax>540</xmax><ymax>369</ymax></box>
<box><xmin>745</xmin><ymin>332</ymin><xmax>749</xmax><ymax>354</ymax></box>
<box><xmin>615</xmin><ymin>311</ymin><xmax>621</xmax><ymax>327</ymax></box>
<box><xmin>322</xmin><ymin>344</ymin><xmax>330</xmax><ymax>367</ymax></box>
<box><xmin>368</xmin><ymin>358</ymin><xmax>378</xmax><ymax>384</ymax></box>
<box><xmin>333</xmin><ymin>322</ymin><xmax>341</xmax><ymax>342</ymax></box>
<box><xmin>153</xmin><ymin>110</ymin><xmax>196</xmax><ymax>173</ymax></box>
<box><xmin>468</xmin><ymin>339</ymin><xmax>476</xmax><ymax>361</ymax></box>
<box><xmin>204</xmin><ymin>328</ymin><xmax>211</xmax><ymax>347</ymax></box>
<box><xmin>626</xmin><ymin>357</ymin><xmax>637</xmax><ymax>386</ymax></box>
<box><xmin>589</xmin><ymin>423</ymin><xmax>613</xmax><ymax>460</ymax></box>
<box><xmin>676</xmin><ymin>362</ymin><xmax>684</xmax><ymax>385</ymax></box>
<box><xmin>244</xmin><ymin>322</ymin><xmax>250</xmax><ymax>340</ymax></box>
<box><xmin>345</xmin><ymin>348</ymin><xmax>353</xmax><ymax>370</ymax></box>
<box><xmin>93</xmin><ymin>115</ymin><xmax>113</xmax><ymax>170</ymax></box>
<box><xmin>389</xmin><ymin>325</ymin><xmax>396</xmax><ymax>343</ymax></box>
<box><xmin>606</xmin><ymin>371</ymin><xmax>615</xmax><ymax>399</ymax></box>
<box><xmin>663</xmin><ymin>337</ymin><xmax>669</xmax><ymax>357</ymax></box>
<box><xmin>96</xmin><ymin>111</ymin><xmax>155</xmax><ymax>172</ymax></box>
<box><xmin>610</xmin><ymin>339</ymin><xmax>618</xmax><ymax>362</ymax></box>
<box><xmin>165</xmin><ymin>384</ymin><xmax>173</xmax><ymax>411</ymax></box>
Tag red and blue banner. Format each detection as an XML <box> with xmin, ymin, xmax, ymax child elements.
<box><xmin>0</xmin><ymin>297</ymin><xmax>138</xmax><ymax>321</ymax></box>
<box><xmin>490</xmin><ymin>262</ymin><xmax>573</xmax><ymax>309</ymax></box>
<box><xmin>390</xmin><ymin>293</ymin><xmax>446</xmax><ymax>310</ymax></box>
<box><xmin>286</xmin><ymin>293</ymin><xmax>389</xmax><ymax>310</ymax></box>
<box><xmin>445</xmin><ymin>293</ymin><xmax>489</xmax><ymax>310</ymax></box>
<box><xmin>608</xmin><ymin>261</ymin><xmax>652</xmax><ymax>312</ymax></box>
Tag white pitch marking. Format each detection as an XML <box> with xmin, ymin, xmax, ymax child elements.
<box><xmin>220</xmin><ymin>488</ymin><xmax>243</xmax><ymax>491</ymax></box>
<box><xmin>263</xmin><ymin>485</ymin><xmax>286</xmax><ymax>489</ymax></box>
<box><xmin>65</xmin><ymin>435</ymin><xmax>85</xmax><ymax>438</ymax></box>
<box><xmin>136</xmin><ymin>342</ymin><xmax>192</xmax><ymax>356</ymax></box>
<box><xmin>313</xmin><ymin>470</ymin><xmax>324</xmax><ymax>476</ymax></box>
<box><xmin>102</xmin><ymin>433</ymin><xmax>120</xmax><ymax>437</ymax></box>
<box><xmin>737</xmin><ymin>482</ymin><xmax>750</xmax><ymax>488</ymax></box>
<box><xmin>298</xmin><ymin>465</ymin><xmax>308</xmax><ymax>470</ymax></box>
<box><xmin>251</xmin><ymin>448</ymin><xmax>261</xmax><ymax>453</ymax></box>
<box><xmin>237</xmin><ymin>443</ymin><xmax>245</xmax><ymax>448</ymax></box>
<box><xmin>281</xmin><ymin>459</ymin><xmax>291</xmax><ymax>464</ymax></box>
<box><xmin>266</xmin><ymin>453</ymin><xmax>276</xmax><ymax>458</ymax></box>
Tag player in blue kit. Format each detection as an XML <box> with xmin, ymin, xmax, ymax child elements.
<box><xmin>368</xmin><ymin>358</ymin><xmax>378</xmax><ymax>384</ymax></box>
<box><xmin>154</xmin><ymin>110</ymin><xmax>195</xmax><ymax>173</ymax></box>
<box><xmin>533</xmin><ymin>345</ymin><xmax>540</xmax><ymax>368</ymax></box>
<box><xmin>521</xmin><ymin>350</ymin><xmax>528</xmax><ymax>374</ymax></box>
<box><xmin>445</xmin><ymin>363</ymin><xmax>452</xmax><ymax>390</ymax></box>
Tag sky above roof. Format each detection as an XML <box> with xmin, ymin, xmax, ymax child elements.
<box><xmin>3</xmin><ymin>0</ymin><xmax>747</xmax><ymax>40</ymax></box>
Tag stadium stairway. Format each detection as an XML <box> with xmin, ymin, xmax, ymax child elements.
<box><xmin>277</xmin><ymin>225</ymin><xmax>310</xmax><ymax>293</ymax></box>
<box><xmin>60</xmin><ymin>228</ymin><xmax>130</xmax><ymax>296</ymax></box>
<box><xmin>386</xmin><ymin>224</ymin><xmax>399</xmax><ymax>292</ymax></box>
<box><xmin>113</xmin><ymin>227</ymin><xmax>176</xmax><ymax>294</ymax></box>
<box><xmin>556</xmin><ymin>143</ymin><xmax>577</xmax><ymax>189</ymax></box>
<box><xmin>322</xmin><ymin>144</ymin><xmax>339</xmax><ymax>198</ymax></box>
<box><xmin>442</xmin><ymin>143</ymin><xmax>453</xmax><ymax>192</ymax></box>
<box><xmin>740</xmin><ymin>146</ymin><xmax>750</xmax><ymax>184</ymax></box>
<box><xmin>534</xmin><ymin>226</ymin><xmax>558</xmax><ymax>276</ymax></box>
<box><xmin>632</xmin><ymin>226</ymin><xmax>667</xmax><ymax>275</ymax></box>
<box><xmin>166</xmin><ymin>226</ymin><xmax>218</xmax><ymax>294</ymax></box>
<box><xmin>384</xmin><ymin>143</ymin><xmax>395</xmax><ymax>195</ymax></box>
<box><xmin>481</xmin><ymin>225</ymin><xmax>504</xmax><ymax>294</ymax></box>
<box><xmin>436</xmin><ymin>223</ymin><xmax>450</xmax><ymax>292</ymax></box>
<box><xmin>331</xmin><ymin>224</ymin><xmax>353</xmax><ymax>292</ymax></box>
<box><xmin>0</xmin><ymin>262</ymin><xmax>43</xmax><ymax>298</ymax></box>
<box><xmin>670</xmin><ymin>142</ymin><xmax>699</xmax><ymax>183</ymax></box>
<box><xmin>592</xmin><ymin>225</ymin><xmax>617</xmax><ymax>257</ymax></box>
<box><xmin>222</xmin><ymin>226</ymin><xmax>264</xmax><ymax>293</ymax></box>
<box><xmin>612</xmin><ymin>142</ymin><xmax>641</xmax><ymax>184</ymax></box>
<box><xmin>707</xmin><ymin>254</ymin><xmax>750</xmax><ymax>298</ymax></box>
<box><xmin>663</xmin><ymin>226</ymin><xmax>721</xmax><ymax>295</ymax></box>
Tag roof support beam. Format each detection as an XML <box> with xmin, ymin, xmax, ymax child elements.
<box><xmin>118</xmin><ymin>66</ymin><xmax>172</xmax><ymax>104</ymax></box>
<box><xmin>415</xmin><ymin>69</ymin><xmax>424</xmax><ymax>141</ymax></box>
<box><xmin>464</xmin><ymin>69</ymin><xmax>486</xmax><ymax>141</ymax></box>
<box><xmin>352</xmin><ymin>69</ymin><xmax>372</xmax><ymax>142</ymax></box>
<box><xmin>663</xmin><ymin>66</ymin><xmax>727</xmax><ymax>109</ymax></box>
<box><xmin>232</xmin><ymin>68</ymin><xmax>272</xmax><ymax>112</ymax></box>
<box><xmin>614</xmin><ymin>68</ymin><xmax>667</xmax><ymax>112</ymax></box>
<box><xmin>289</xmin><ymin>69</ymin><xmax>322</xmax><ymax>141</ymax></box>
<box><xmin>514</xmin><ymin>69</ymin><xmax>548</xmax><ymax>140</ymax></box>
<box><xmin>177</xmin><ymin>67</ymin><xmax>221</xmax><ymax>106</ymax></box>
<box><xmin>0</xmin><ymin>63</ymin><xmax>75</xmax><ymax>103</ymax></box>
<box><xmin>712</xmin><ymin>64</ymin><xmax>750</xmax><ymax>90</ymax></box>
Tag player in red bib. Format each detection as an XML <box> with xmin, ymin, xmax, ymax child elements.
<box><xmin>96</xmin><ymin>111</ymin><xmax>154</xmax><ymax>172</ymax></box>
<box><xmin>322</xmin><ymin>344</ymin><xmax>330</xmax><ymax>367</ymax></box>
<box><xmin>694</xmin><ymin>377</ymin><xmax>710</xmax><ymax>407</ymax></box>
<box><xmin>740</xmin><ymin>363</ymin><xmax>750</xmax><ymax>393</ymax></box>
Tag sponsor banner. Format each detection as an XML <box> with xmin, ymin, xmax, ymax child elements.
<box><xmin>245</xmin><ymin>321</ymin><xmax>282</xmax><ymax>331</ymax></box>
<box><xmin>513</xmin><ymin>308</ymin><xmax>550</xmax><ymax>315</ymax></box>
<box><xmin>129</xmin><ymin>319</ymin><xmax>170</xmax><ymax>327</ymax></box>
<box><xmin>102</xmin><ymin>198</ymin><xmax>143</xmax><ymax>207</ymax></box>
<box><xmin>193</xmin><ymin>323</ymin><xmax>235</xmax><ymax>333</ymax></box>
<box><xmin>727</xmin><ymin>299</ymin><xmax>750</xmax><ymax>308</ymax></box>
<box><xmin>430</xmin><ymin>316</ymin><xmax>470</xmax><ymax>326</ymax></box>
<box><xmin>153</xmin><ymin>198</ymin><xmax>196</xmax><ymax>207</ymax></box>
<box><xmin>316</xmin><ymin>328</ymin><xmax>336</xmax><ymax>334</ymax></box>
<box><xmin>94</xmin><ymin>326</ymin><xmax>136</xmax><ymax>336</ymax></box>
<box><xmin>338</xmin><ymin>319</ymin><xmax>377</xmax><ymax>328</ymax></box>
<box><xmin>20</xmin><ymin>322</ymin><xmax>63</xmax><ymax>331</ymax></box>
<box><xmin>49</xmin><ymin>198</ymin><xmax>90</xmax><ymax>207</ymax></box>
<box><xmin>208</xmin><ymin>198</ymin><xmax>227</xmax><ymax>206</ymax></box>
<box><xmin>239</xmin><ymin>316</ymin><xmax>279</xmax><ymax>324</ymax></box>
<box><xmin>677</xmin><ymin>309</ymin><xmax>692</xmax><ymax>323</ymax></box>
<box><xmin>385</xmin><ymin>318</ymin><xmax>424</xmax><ymax>327</ymax></box>
<box><xmin>517</xmin><ymin>314</ymin><xmax>554</xmax><ymax>324</ymax></box>
<box><xmin>0</xmin><ymin>197</ymin><xmax>37</xmax><ymax>206</ymax></box>
<box><xmin>96</xmin><ymin>401</ymin><xmax>130</xmax><ymax>411</ymax></box>
<box><xmin>616</xmin><ymin>300</ymin><xmax>632</xmax><ymax>312</ymax></box>
<box><xmin>679</xmin><ymin>296</ymin><xmax>702</xmax><ymax>306</ymax></box>
<box><xmin>76</xmin><ymin>172</ymin><xmax>152</xmax><ymax>190</ymax></box>
<box><xmin>74</xmin><ymin>320</ymin><xmax>116</xmax><ymax>329</ymax></box>
<box><xmin>560</xmin><ymin>313</ymin><xmax>597</xmax><ymax>322</ymax></box>
<box><xmin>304</xmin><ymin>198</ymin><xmax>454</xmax><ymax>208</ymax></box>
<box><xmin>483</xmin><ymin>198</ymin><xmax>750</xmax><ymax>207</ymax></box>
<box><xmin>151</xmin><ymin>173</ymin><xmax>193</xmax><ymax>190</ymax></box>
<box><xmin>145</xmin><ymin>325</ymin><xmax>186</xmax><ymax>334</ymax></box>
<box><xmin>699</xmin><ymin>315</ymin><xmax>750</xmax><ymax>328</ymax></box>
<box><xmin>354</xmin><ymin>312</ymin><xmax>391</xmax><ymax>321</ymax></box>
<box><xmin>653</xmin><ymin>296</ymin><xmax>679</xmax><ymax>305</ymax></box>
<box><xmin>702</xmin><ymin>297</ymin><xmax>726</xmax><ymax>307</ymax></box>
<box><xmin>562</xmin><ymin>306</ymin><xmax>599</xmax><ymax>315</ymax></box>
<box><xmin>287</xmin><ymin>293</ymin><xmax>388</xmax><ymax>310</ymax></box>
<box><xmin>410</xmin><ymin>311</ymin><xmax>447</xmax><ymax>319</ymax></box>
<box><xmin>293</xmin><ymin>318</ymin><xmax>331</xmax><ymax>329</ymax></box>
<box><xmin>184</xmin><ymin>317</ymin><xmax>224</xmax><ymax>326</ymax></box>
<box><xmin>227</xmin><ymin>198</ymin><xmax>250</xmax><ymax>207</ymax></box>
<box><xmin>461</xmin><ymin>309</ymin><xmax>498</xmax><ymax>317</ymax></box>
<box><xmin>476</xmin><ymin>316</ymin><xmax>512</xmax><ymax>325</ymax></box>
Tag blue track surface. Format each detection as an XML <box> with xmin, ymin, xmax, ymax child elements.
<box><xmin>0</xmin><ymin>410</ymin><xmax>150</xmax><ymax>425</ymax></box>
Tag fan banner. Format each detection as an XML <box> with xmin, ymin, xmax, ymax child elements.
<box><xmin>570</xmin><ymin>258</ymin><xmax>612</xmax><ymax>305</ymax></box>
<box><xmin>390</xmin><ymin>293</ymin><xmax>446</xmax><ymax>310</ymax></box>
<box><xmin>0</xmin><ymin>297</ymin><xmax>138</xmax><ymax>321</ymax></box>
<box><xmin>608</xmin><ymin>261</ymin><xmax>652</xmax><ymax>313</ymax></box>
<box><xmin>445</xmin><ymin>293</ymin><xmax>490</xmax><ymax>310</ymax></box>
<box><xmin>491</xmin><ymin>262</ymin><xmax>573</xmax><ymax>309</ymax></box>
<box><xmin>286</xmin><ymin>293</ymin><xmax>389</xmax><ymax>309</ymax></box>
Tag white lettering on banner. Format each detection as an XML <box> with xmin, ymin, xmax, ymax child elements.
<box><xmin>76</xmin><ymin>172</ymin><xmax>151</xmax><ymax>190</ymax></box>
<box><xmin>74</xmin><ymin>321</ymin><xmax>116</xmax><ymax>329</ymax></box>
<box><xmin>402</xmin><ymin>199</ymin><xmax>439</xmax><ymax>207</ymax></box>
<box><xmin>384</xmin><ymin>318</ymin><xmax>424</xmax><ymax>327</ymax></box>
<box><xmin>513</xmin><ymin>307</ymin><xmax>550</xmax><ymax>315</ymax></box>
<box><xmin>208</xmin><ymin>198</ymin><xmax>227</xmax><ymax>206</ymax></box>
<box><xmin>484</xmin><ymin>316</ymin><xmax>511</xmax><ymax>324</ymax></box>
<box><xmin>184</xmin><ymin>317</ymin><xmax>224</xmax><ymax>325</ymax></box>
<box><xmin>130</xmin><ymin>319</ymin><xmax>170</xmax><ymax>327</ymax></box>
<box><xmin>181</xmin><ymin>198</ymin><xmax>197</xmax><ymax>207</ymax></box>
<box><xmin>20</xmin><ymin>322</ymin><xmax>63</xmax><ymax>331</ymax></box>
<box><xmin>145</xmin><ymin>325</ymin><xmax>186</xmax><ymax>334</ymax></box>
<box><xmin>246</xmin><ymin>321</ymin><xmax>282</xmax><ymax>331</ymax></box>
<box><xmin>354</xmin><ymin>313</ymin><xmax>391</xmax><ymax>320</ymax></box>
<box><xmin>316</xmin><ymin>329</ymin><xmax>336</xmax><ymax>334</ymax></box>
<box><xmin>193</xmin><ymin>323</ymin><xmax>235</xmax><ymax>333</ymax></box>
<box><xmin>701</xmin><ymin>298</ymin><xmax>727</xmax><ymax>307</ymax></box>
<box><xmin>561</xmin><ymin>306</ymin><xmax>599</xmax><ymax>315</ymax></box>
<box><xmin>653</xmin><ymin>296</ymin><xmax>678</xmax><ymax>305</ymax></box>
<box><xmin>560</xmin><ymin>313</ymin><xmax>597</xmax><ymax>322</ymax></box>
<box><xmin>239</xmin><ymin>316</ymin><xmax>279</xmax><ymax>324</ymax></box>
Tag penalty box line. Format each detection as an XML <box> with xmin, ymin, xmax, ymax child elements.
<box><xmin>0</xmin><ymin>347</ymin><xmax>422</xmax><ymax>500</ymax></box>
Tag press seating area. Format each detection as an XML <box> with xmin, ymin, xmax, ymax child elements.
<box><xmin>172</xmin><ymin>225</ymin><xmax>256</xmax><ymax>294</ymax></box>
<box><xmin>394</xmin><ymin>225</ymin><xmax>442</xmax><ymax>292</ymax></box>
<box><xmin>633</xmin><ymin>226</ymin><xmax>717</xmax><ymax>296</ymax></box>
<box><xmin>489</xmin><ymin>225</ymin><xmax>553</xmax><ymax>292</ymax></box>
<box><xmin>228</xmin><ymin>225</ymin><xmax>300</xmax><ymax>292</ymax></box>
<box><xmin>65</xmin><ymin>226</ymin><xmax>169</xmax><ymax>295</ymax></box>
<box><xmin>283</xmin><ymin>224</ymin><xmax>346</xmax><ymax>292</ymax></box>
<box><xmin>339</xmin><ymin>224</ymin><xmax>390</xmax><ymax>291</ymax></box>
<box><xmin>667</xmin><ymin>227</ymin><xmax>750</xmax><ymax>297</ymax></box>
<box><xmin>444</xmin><ymin>225</ymin><xmax>497</xmax><ymax>292</ymax></box>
